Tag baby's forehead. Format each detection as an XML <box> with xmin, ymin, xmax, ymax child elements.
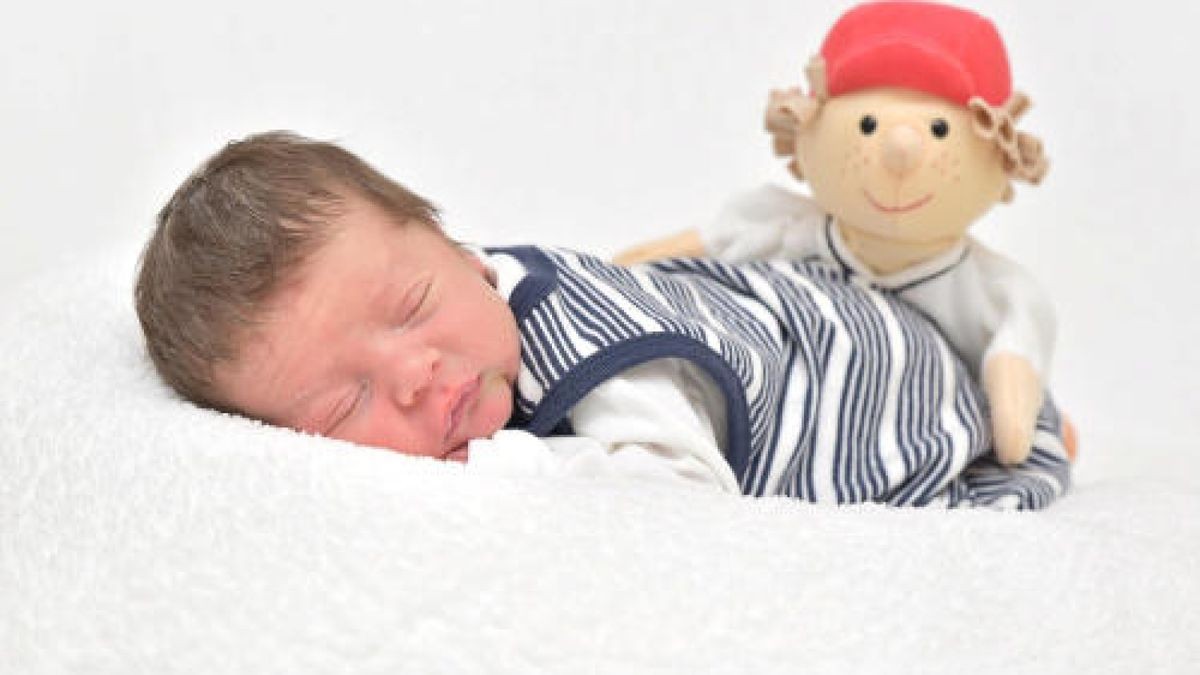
<box><xmin>251</xmin><ymin>218</ymin><xmax>441</xmax><ymax>325</ymax></box>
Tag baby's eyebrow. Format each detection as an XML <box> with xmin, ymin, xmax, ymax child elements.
<box><xmin>363</xmin><ymin>270</ymin><xmax>422</xmax><ymax>325</ymax></box>
<box><xmin>367</xmin><ymin>274</ymin><xmax>400</xmax><ymax>313</ymax></box>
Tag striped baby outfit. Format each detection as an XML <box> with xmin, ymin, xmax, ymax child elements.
<box><xmin>490</xmin><ymin>245</ymin><xmax>1070</xmax><ymax>509</ymax></box>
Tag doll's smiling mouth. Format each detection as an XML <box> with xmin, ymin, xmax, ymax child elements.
<box><xmin>865</xmin><ymin>191</ymin><xmax>933</xmax><ymax>214</ymax></box>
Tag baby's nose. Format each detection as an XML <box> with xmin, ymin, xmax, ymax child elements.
<box><xmin>392</xmin><ymin>349</ymin><xmax>439</xmax><ymax>407</ymax></box>
<box><xmin>881</xmin><ymin>124</ymin><xmax>925</xmax><ymax>177</ymax></box>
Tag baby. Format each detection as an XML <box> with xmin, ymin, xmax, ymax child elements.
<box><xmin>135</xmin><ymin>132</ymin><xmax>1071</xmax><ymax>508</ymax></box>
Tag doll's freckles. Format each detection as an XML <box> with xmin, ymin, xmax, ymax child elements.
<box><xmin>844</xmin><ymin>156</ymin><xmax>865</xmax><ymax>179</ymax></box>
<box><xmin>929</xmin><ymin>149</ymin><xmax>958</xmax><ymax>180</ymax></box>
<box><xmin>843</xmin><ymin>143</ymin><xmax>872</xmax><ymax>177</ymax></box>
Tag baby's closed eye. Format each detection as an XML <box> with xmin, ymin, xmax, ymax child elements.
<box><xmin>394</xmin><ymin>278</ymin><xmax>433</xmax><ymax>327</ymax></box>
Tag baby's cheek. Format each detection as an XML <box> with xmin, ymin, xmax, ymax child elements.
<box><xmin>475</xmin><ymin>373</ymin><xmax>514</xmax><ymax>437</ymax></box>
<box><xmin>353</xmin><ymin>405</ymin><xmax>441</xmax><ymax>459</ymax></box>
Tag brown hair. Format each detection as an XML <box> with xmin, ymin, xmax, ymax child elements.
<box><xmin>134</xmin><ymin>131</ymin><xmax>440</xmax><ymax>410</ymax></box>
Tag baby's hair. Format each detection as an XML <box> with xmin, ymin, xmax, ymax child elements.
<box><xmin>134</xmin><ymin>131</ymin><xmax>440</xmax><ymax>409</ymax></box>
<box><xmin>765</xmin><ymin>57</ymin><xmax>1048</xmax><ymax>201</ymax></box>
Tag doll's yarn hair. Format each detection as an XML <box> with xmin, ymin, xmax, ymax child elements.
<box><xmin>966</xmin><ymin>91</ymin><xmax>1048</xmax><ymax>187</ymax></box>
<box><xmin>765</xmin><ymin>56</ymin><xmax>1048</xmax><ymax>201</ymax></box>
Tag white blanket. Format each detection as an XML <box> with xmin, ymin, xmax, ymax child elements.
<box><xmin>3</xmin><ymin>250</ymin><xmax>1198</xmax><ymax>673</ymax></box>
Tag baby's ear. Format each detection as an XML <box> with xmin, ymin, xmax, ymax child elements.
<box><xmin>765</xmin><ymin>88</ymin><xmax>819</xmax><ymax>156</ymax></box>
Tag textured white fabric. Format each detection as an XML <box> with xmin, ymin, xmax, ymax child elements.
<box><xmin>468</xmin><ymin>359</ymin><xmax>739</xmax><ymax>494</ymax></box>
<box><xmin>699</xmin><ymin>185</ymin><xmax>1057</xmax><ymax>379</ymax></box>
<box><xmin>3</xmin><ymin>250</ymin><xmax>1198</xmax><ymax>674</ymax></box>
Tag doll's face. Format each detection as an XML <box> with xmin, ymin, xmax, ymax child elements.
<box><xmin>795</xmin><ymin>87</ymin><xmax>1007</xmax><ymax>246</ymax></box>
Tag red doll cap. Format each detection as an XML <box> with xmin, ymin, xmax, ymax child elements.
<box><xmin>820</xmin><ymin>1</ymin><xmax>1012</xmax><ymax>107</ymax></box>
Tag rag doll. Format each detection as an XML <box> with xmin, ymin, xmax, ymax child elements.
<box><xmin>616</xmin><ymin>1</ymin><xmax>1073</xmax><ymax>465</ymax></box>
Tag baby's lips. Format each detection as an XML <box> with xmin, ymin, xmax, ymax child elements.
<box><xmin>442</xmin><ymin>375</ymin><xmax>481</xmax><ymax>443</ymax></box>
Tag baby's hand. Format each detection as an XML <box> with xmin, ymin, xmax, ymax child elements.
<box><xmin>983</xmin><ymin>352</ymin><xmax>1043</xmax><ymax>465</ymax></box>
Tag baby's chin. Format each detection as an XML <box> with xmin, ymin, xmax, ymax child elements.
<box><xmin>443</xmin><ymin>444</ymin><xmax>470</xmax><ymax>463</ymax></box>
<box><xmin>451</xmin><ymin>375</ymin><xmax>514</xmax><ymax>462</ymax></box>
<box><xmin>441</xmin><ymin>417</ymin><xmax>501</xmax><ymax>463</ymax></box>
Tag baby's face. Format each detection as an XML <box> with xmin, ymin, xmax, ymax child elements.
<box><xmin>215</xmin><ymin>195</ymin><xmax>521</xmax><ymax>462</ymax></box>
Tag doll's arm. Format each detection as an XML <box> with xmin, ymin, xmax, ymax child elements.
<box><xmin>969</xmin><ymin>243</ymin><xmax>1057</xmax><ymax>465</ymax></box>
<box><xmin>614</xmin><ymin>186</ymin><xmax>822</xmax><ymax>266</ymax></box>
<box><xmin>901</xmin><ymin>241</ymin><xmax>1058</xmax><ymax>465</ymax></box>
<box><xmin>983</xmin><ymin>352</ymin><xmax>1043</xmax><ymax>465</ymax></box>
<box><xmin>613</xmin><ymin>229</ymin><xmax>706</xmax><ymax>266</ymax></box>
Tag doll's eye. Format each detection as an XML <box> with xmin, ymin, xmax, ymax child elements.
<box><xmin>930</xmin><ymin>118</ymin><xmax>950</xmax><ymax>139</ymax></box>
<box><xmin>859</xmin><ymin>115</ymin><xmax>878</xmax><ymax>135</ymax></box>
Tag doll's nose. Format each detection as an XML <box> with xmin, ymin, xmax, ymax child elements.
<box><xmin>881</xmin><ymin>124</ymin><xmax>925</xmax><ymax>177</ymax></box>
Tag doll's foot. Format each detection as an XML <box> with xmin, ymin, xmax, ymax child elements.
<box><xmin>1061</xmin><ymin>414</ymin><xmax>1079</xmax><ymax>462</ymax></box>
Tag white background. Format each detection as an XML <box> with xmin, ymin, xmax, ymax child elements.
<box><xmin>2</xmin><ymin>0</ymin><xmax>1196</xmax><ymax>484</ymax></box>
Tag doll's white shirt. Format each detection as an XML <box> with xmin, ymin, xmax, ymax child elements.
<box><xmin>697</xmin><ymin>184</ymin><xmax>1056</xmax><ymax>381</ymax></box>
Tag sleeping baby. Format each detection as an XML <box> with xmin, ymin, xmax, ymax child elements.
<box><xmin>134</xmin><ymin>132</ymin><xmax>1070</xmax><ymax>508</ymax></box>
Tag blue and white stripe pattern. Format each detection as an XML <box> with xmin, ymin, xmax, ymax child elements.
<box><xmin>492</xmin><ymin>245</ymin><xmax>1070</xmax><ymax>510</ymax></box>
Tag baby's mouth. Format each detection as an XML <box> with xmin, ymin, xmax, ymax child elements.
<box><xmin>864</xmin><ymin>190</ymin><xmax>933</xmax><ymax>214</ymax></box>
<box><xmin>443</xmin><ymin>375</ymin><xmax>481</xmax><ymax>447</ymax></box>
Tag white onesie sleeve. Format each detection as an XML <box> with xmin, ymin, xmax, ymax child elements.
<box><xmin>466</xmin><ymin>359</ymin><xmax>740</xmax><ymax>494</ymax></box>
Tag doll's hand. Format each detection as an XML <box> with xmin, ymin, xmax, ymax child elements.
<box><xmin>613</xmin><ymin>228</ymin><xmax>706</xmax><ymax>266</ymax></box>
<box><xmin>983</xmin><ymin>352</ymin><xmax>1043</xmax><ymax>466</ymax></box>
